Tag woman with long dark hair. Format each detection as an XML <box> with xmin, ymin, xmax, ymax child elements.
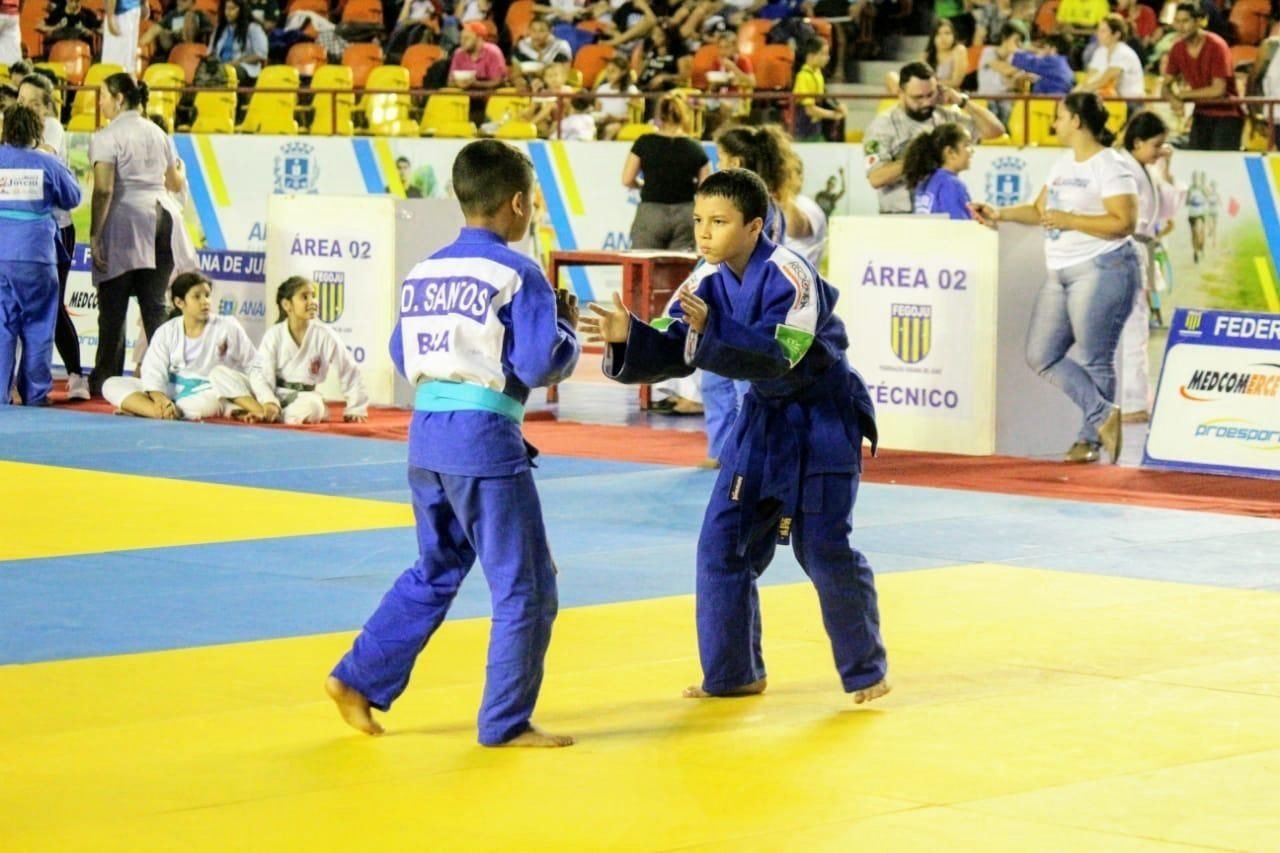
<box><xmin>971</xmin><ymin>92</ymin><xmax>1140</xmax><ymax>464</ymax></box>
<box><xmin>210</xmin><ymin>0</ymin><xmax>269</xmax><ymax>87</ymax></box>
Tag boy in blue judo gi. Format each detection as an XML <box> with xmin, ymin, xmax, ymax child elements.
<box><xmin>582</xmin><ymin>169</ymin><xmax>891</xmax><ymax>704</ymax></box>
<box><xmin>0</xmin><ymin>104</ymin><xmax>82</xmax><ymax>405</ymax></box>
<box><xmin>326</xmin><ymin>140</ymin><xmax>581</xmax><ymax>747</ymax></box>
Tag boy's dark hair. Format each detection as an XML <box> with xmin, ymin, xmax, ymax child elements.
<box><xmin>1041</xmin><ymin>34</ymin><xmax>1071</xmax><ymax>55</ymax></box>
<box><xmin>1</xmin><ymin>104</ymin><xmax>43</xmax><ymax>148</ymax></box>
<box><xmin>8</xmin><ymin>60</ymin><xmax>34</xmax><ymax>79</ymax></box>
<box><xmin>18</xmin><ymin>71</ymin><xmax>57</xmax><ymax>112</ymax></box>
<box><xmin>570</xmin><ymin>92</ymin><xmax>594</xmax><ymax>112</ymax></box>
<box><xmin>0</xmin><ymin>83</ymin><xmax>17</xmax><ymax>106</ymax></box>
<box><xmin>998</xmin><ymin>23</ymin><xmax>1024</xmax><ymax>43</ymax></box>
<box><xmin>898</xmin><ymin>61</ymin><xmax>935</xmax><ymax>87</ymax></box>
<box><xmin>695</xmin><ymin>168</ymin><xmax>770</xmax><ymax>227</ymax></box>
<box><xmin>1175</xmin><ymin>2</ymin><xmax>1200</xmax><ymax>18</ymax></box>
<box><xmin>452</xmin><ymin>139</ymin><xmax>534</xmax><ymax>217</ymax></box>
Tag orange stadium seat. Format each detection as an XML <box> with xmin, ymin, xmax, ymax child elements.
<box><xmin>20</xmin><ymin>0</ymin><xmax>49</xmax><ymax>59</ymax></box>
<box><xmin>690</xmin><ymin>43</ymin><xmax>720</xmax><ymax>90</ymax></box>
<box><xmin>286</xmin><ymin>41</ymin><xmax>327</xmax><ymax>78</ymax></box>
<box><xmin>341</xmin><ymin>0</ymin><xmax>383</xmax><ymax>25</ymax></box>
<box><xmin>1230</xmin><ymin>0</ymin><xmax>1270</xmax><ymax>46</ymax></box>
<box><xmin>1035</xmin><ymin>0</ymin><xmax>1060</xmax><ymax>35</ymax></box>
<box><xmin>343</xmin><ymin>43</ymin><xmax>384</xmax><ymax>88</ymax></box>
<box><xmin>401</xmin><ymin>42</ymin><xmax>443</xmax><ymax>88</ymax></box>
<box><xmin>754</xmin><ymin>44</ymin><xmax>794</xmax><ymax>90</ymax></box>
<box><xmin>48</xmin><ymin>40</ymin><xmax>92</xmax><ymax>85</ymax></box>
<box><xmin>287</xmin><ymin>0</ymin><xmax>330</xmax><ymax>14</ymax></box>
<box><xmin>737</xmin><ymin>18</ymin><xmax>774</xmax><ymax>59</ymax></box>
<box><xmin>505</xmin><ymin>0</ymin><xmax>534</xmax><ymax>43</ymax></box>
<box><xmin>572</xmin><ymin>43</ymin><xmax>615</xmax><ymax>88</ymax></box>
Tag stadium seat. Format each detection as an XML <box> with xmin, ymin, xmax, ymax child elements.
<box><xmin>67</xmin><ymin>62</ymin><xmax>125</xmax><ymax>131</ymax></box>
<box><xmin>287</xmin><ymin>0</ymin><xmax>329</xmax><ymax>14</ymax></box>
<box><xmin>286</xmin><ymin>41</ymin><xmax>327</xmax><ymax>79</ymax></box>
<box><xmin>142</xmin><ymin>62</ymin><xmax>186</xmax><ymax>130</ymax></box>
<box><xmin>306</xmin><ymin>64</ymin><xmax>357</xmax><ymax>135</ymax></box>
<box><xmin>360</xmin><ymin>65</ymin><xmax>417</xmax><ymax>136</ymax></box>
<box><xmin>484</xmin><ymin>88</ymin><xmax>531</xmax><ymax>124</ymax></box>
<box><xmin>737</xmin><ymin>18</ymin><xmax>774</xmax><ymax>59</ymax></box>
<box><xmin>754</xmin><ymin>44</ymin><xmax>794</xmax><ymax>90</ymax></box>
<box><xmin>193</xmin><ymin>0</ymin><xmax>220</xmax><ymax>16</ymax></box>
<box><xmin>401</xmin><ymin>43</ymin><xmax>444</xmax><ymax>88</ymax></box>
<box><xmin>240</xmin><ymin>65</ymin><xmax>301</xmax><ymax>134</ymax></box>
<box><xmin>343</xmin><ymin>43</ymin><xmax>384</xmax><ymax>88</ymax></box>
<box><xmin>505</xmin><ymin>0</ymin><xmax>535</xmax><ymax>43</ymax></box>
<box><xmin>419</xmin><ymin>90</ymin><xmax>476</xmax><ymax>137</ymax></box>
<box><xmin>48</xmin><ymin>40</ymin><xmax>92</xmax><ymax>85</ymax></box>
<box><xmin>190</xmin><ymin>90</ymin><xmax>238</xmax><ymax>133</ymax></box>
<box><xmin>1231</xmin><ymin>44</ymin><xmax>1260</xmax><ymax>72</ymax></box>
<box><xmin>495</xmin><ymin>119</ymin><xmax>538</xmax><ymax>139</ymax></box>
<box><xmin>1035</xmin><ymin>0</ymin><xmax>1060</xmax><ymax>35</ymax></box>
<box><xmin>341</xmin><ymin>0</ymin><xmax>383</xmax><ymax>25</ymax></box>
<box><xmin>572</xmin><ymin>43</ymin><xmax>615</xmax><ymax>88</ymax></box>
<box><xmin>1230</xmin><ymin>0</ymin><xmax>1270</xmax><ymax>46</ymax></box>
<box><xmin>20</xmin><ymin>0</ymin><xmax>49</xmax><ymax>62</ymax></box>
<box><xmin>615</xmin><ymin>122</ymin><xmax>655</xmax><ymax>141</ymax></box>
<box><xmin>170</xmin><ymin>42</ymin><xmax>209</xmax><ymax>84</ymax></box>
<box><xmin>690</xmin><ymin>43</ymin><xmax>720</xmax><ymax>90</ymax></box>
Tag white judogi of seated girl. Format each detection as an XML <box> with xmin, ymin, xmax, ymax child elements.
<box><xmin>103</xmin><ymin>273</ymin><xmax>260</xmax><ymax>421</ymax></box>
<box><xmin>249</xmin><ymin>277</ymin><xmax>369</xmax><ymax>424</ymax></box>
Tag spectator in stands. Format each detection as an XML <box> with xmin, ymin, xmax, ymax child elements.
<box><xmin>449</xmin><ymin>22</ymin><xmax>509</xmax><ymax>90</ymax></box>
<box><xmin>1055</xmin><ymin>0</ymin><xmax>1109</xmax><ymax>38</ymax></box>
<box><xmin>793</xmin><ymin>37</ymin><xmax>844</xmax><ymax>142</ymax></box>
<box><xmin>622</xmin><ymin>92</ymin><xmax>709</xmax><ymax>250</ymax></box>
<box><xmin>600</xmin><ymin>0</ymin><xmax>657</xmax><ymax>50</ymax></box>
<box><xmin>636</xmin><ymin>24</ymin><xmax>690</xmax><ymax>93</ymax></box>
<box><xmin>902</xmin><ymin>122</ymin><xmax>976</xmax><ymax>220</ymax></box>
<box><xmin>39</xmin><ymin>0</ymin><xmax>102</xmax><ymax>45</ymax></box>
<box><xmin>970</xmin><ymin>92</ymin><xmax>1139</xmax><ymax>465</ymax></box>
<box><xmin>16</xmin><ymin>73</ymin><xmax>90</xmax><ymax>400</ymax></box>
<box><xmin>1163</xmin><ymin>2</ymin><xmax>1243</xmax><ymax>151</ymax></box>
<box><xmin>934</xmin><ymin>0</ymin><xmax>975</xmax><ymax>47</ymax></box>
<box><xmin>513</xmin><ymin>15</ymin><xmax>573</xmax><ymax>65</ymax></box>
<box><xmin>592</xmin><ymin>53</ymin><xmax>642</xmax><ymax>139</ymax></box>
<box><xmin>0</xmin><ymin>104</ymin><xmax>82</xmax><ymax>406</ymax></box>
<box><xmin>1114</xmin><ymin>0</ymin><xmax>1158</xmax><ymax>50</ymax></box>
<box><xmin>886</xmin><ymin>19</ymin><xmax>968</xmax><ymax>94</ymax></box>
<box><xmin>139</xmin><ymin>0</ymin><xmax>215</xmax><ymax>61</ymax></box>
<box><xmin>865</xmin><ymin>61</ymin><xmax>1004</xmax><ymax>214</ymax></box>
<box><xmin>0</xmin><ymin>0</ymin><xmax>19</xmax><ymax>67</ymax></box>
<box><xmin>0</xmin><ymin>83</ymin><xmax>16</xmax><ymax>112</ymax></box>
<box><xmin>88</xmin><ymin>74</ymin><xmax>189</xmax><ymax>397</ymax></box>
<box><xmin>1006</xmin><ymin>0</ymin><xmax>1035</xmax><ymax>40</ymax></box>
<box><xmin>972</xmin><ymin>0</ymin><xmax>1012</xmax><ymax>46</ymax></box>
<box><xmin>102</xmin><ymin>0</ymin><xmax>145</xmax><ymax>73</ymax></box>
<box><xmin>523</xmin><ymin>61</ymin><xmax>576</xmax><ymax>136</ymax></box>
<box><xmin>387</xmin><ymin>0</ymin><xmax>444</xmax><ymax>63</ymax></box>
<box><xmin>211</xmin><ymin>0</ymin><xmax>271</xmax><ymax>86</ymax></box>
<box><xmin>1008</xmin><ymin>34</ymin><xmax>1075</xmax><ymax>95</ymax></box>
<box><xmin>244</xmin><ymin>0</ymin><xmax>282</xmax><ymax>32</ymax></box>
<box><xmin>1076</xmin><ymin>15</ymin><xmax>1146</xmax><ymax>111</ymax></box>
<box><xmin>758</xmin><ymin>0</ymin><xmax>814</xmax><ymax>20</ymax></box>
<box><xmin>976</xmin><ymin>23</ymin><xmax>1025</xmax><ymax>123</ymax></box>
<box><xmin>554</xmin><ymin>92</ymin><xmax>597</xmax><ymax>139</ymax></box>
<box><xmin>705</xmin><ymin>29</ymin><xmax>756</xmax><ymax>135</ymax></box>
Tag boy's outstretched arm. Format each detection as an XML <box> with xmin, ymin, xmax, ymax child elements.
<box><xmin>582</xmin><ymin>292</ymin><xmax>695</xmax><ymax>385</ymax></box>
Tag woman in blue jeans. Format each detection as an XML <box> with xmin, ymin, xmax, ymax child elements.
<box><xmin>971</xmin><ymin>92</ymin><xmax>1139</xmax><ymax>464</ymax></box>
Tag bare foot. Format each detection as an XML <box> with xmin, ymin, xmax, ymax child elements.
<box><xmin>682</xmin><ymin>677</ymin><xmax>767</xmax><ymax>698</ymax></box>
<box><xmin>325</xmin><ymin>675</ymin><xmax>384</xmax><ymax>735</ymax></box>
<box><xmin>851</xmin><ymin>679</ymin><xmax>891</xmax><ymax>705</ymax></box>
<box><xmin>494</xmin><ymin>725</ymin><xmax>575</xmax><ymax>748</ymax></box>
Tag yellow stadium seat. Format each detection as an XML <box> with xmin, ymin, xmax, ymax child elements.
<box><xmin>484</xmin><ymin>88</ymin><xmax>531</xmax><ymax>125</ymax></box>
<box><xmin>1103</xmin><ymin>98</ymin><xmax>1127</xmax><ymax>137</ymax></box>
<box><xmin>494</xmin><ymin>120</ymin><xmax>538</xmax><ymax>139</ymax></box>
<box><xmin>308</xmin><ymin>64</ymin><xmax>356</xmax><ymax>136</ymax></box>
<box><xmin>142</xmin><ymin>63</ymin><xmax>185</xmax><ymax>131</ymax></box>
<box><xmin>190</xmin><ymin>90</ymin><xmax>237</xmax><ymax>133</ymax></box>
<box><xmin>67</xmin><ymin>63</ymin><xmax>125</xmax><ymax>131</ymax></box>
<box><xmin>615</xmin><ymin>122</ymin><xmax>655</xmax><ymax>141</ymax></box>
<box><xmin>419</xmin><ymin>91</ymin><xmax>475</xmax><ymax>137</ymax></box>
<box><xmin>359</xmin><ymin>65</ymin><xmax>416</xmax><ymax>137</ymax></box>
<box><xmin>240</xmin><ymin>65</ymin><xmax>300</xmax><ymax>134</ymax></box>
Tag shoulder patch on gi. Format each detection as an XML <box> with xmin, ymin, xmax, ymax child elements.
<box><xmin>775</xmin><ymin>324</ymin><xmax>815</xmax><ymax>368</ymax></box>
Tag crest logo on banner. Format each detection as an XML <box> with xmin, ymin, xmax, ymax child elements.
<box><xmin>274</xmin><ymin>142</ymin><xmax>321</xmax><ymax>194</ymax></box>
<box><xmin>314</xmin><ymin>270</ymin><xmax>345</xmax><ymax>323</ymax></box>
<box><xmin>986</xmin><ymin>156</ymin><xmax>1029</xmax><ymax>207</ymax></box>
<box><xmin>890</xmin><ymin>303</ymin><xmax>932</xmax><ymax>364</ymax></box>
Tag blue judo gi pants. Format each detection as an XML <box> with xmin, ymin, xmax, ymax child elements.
<box><xmin>0</xmin><ymin>261</ymin><xmax>59</xmax><ymax>406</ymax></box>
<box><xmin>696</xmin><ymin>468</ymin><xmax>887</xmax><ymax>694</ymax></box>
<box><xmin>702</xmin><ymin>373</ymin><xmax>750</xmax><ymax>459</ymax></box>
<box><xmin>332</xmin><ymin>465</ymin><xmax>558</xmax><ymax>745</ymax></box>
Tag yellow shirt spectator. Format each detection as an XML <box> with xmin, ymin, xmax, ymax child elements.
<box><xmin>1057</xmin><ymin>0</ymin><xmax>1109</xmax><ymax>29</ymax></box>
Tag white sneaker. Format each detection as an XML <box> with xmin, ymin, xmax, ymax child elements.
<box><xmin>66</xmin><ymin>374</ymin><xmax>91</xmax><ymax>401</ymax></box>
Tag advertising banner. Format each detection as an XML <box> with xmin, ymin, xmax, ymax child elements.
<box><xmin>1144</xmin><ymin>308</ymin><xmax>1280</xmax><ymax>479</ymax></box>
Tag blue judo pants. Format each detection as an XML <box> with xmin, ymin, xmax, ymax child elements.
<box><xmin>696</xmin><ymin>469</ymin><xmax>887</xmax><ymax>694</ymax></box>
<box><xmin>702</xmin><ymin>373</ymin><xmax>750</xmax><ymax>459</ymax></box>
<box><xmin>0</xmin><ymin>261</ymin><xmax>59</xmax><ymax>405</ymax></box>
<box><xmin>331</xmin><ymin>465</ymin><xmax>558</xmax><ymax>745</ymax></box>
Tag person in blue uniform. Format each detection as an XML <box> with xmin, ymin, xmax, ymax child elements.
<box><xmin>326</xmin><ymin>140</ymin><xmax>581</xmax><ymax>747</ymax></box>
<box><xmin>902</xmin><ymin>122</ymin><xmax>976</xmax><ymax>220</ymax></box>
<box><xmin>0</xmin><ymin>104</ymin><xmax>82</xmax><ymax>405</ymax></box>
<box><xmin>582</xmin><ymin>169</ymin><xmax>891</xmax><ymax>705</ymax></box>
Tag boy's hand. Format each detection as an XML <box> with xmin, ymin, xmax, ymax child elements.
<box><xmin>679</xmin><ymin>290</ymin><xmax>709</xmax><ymax>334</ymax></box>
<box><xmin>580</xmin><ymin>292</ymin><xmax>631</xmax><ymax>344</ymax></box>
<box><xmin>555</xmin><ymin>288</ymin><xmax>579</xmax><ymax>326</ymax></box>
<box><xmin>263</xmin><ymin>402</ymin><xmax>282</xmax><ymax>422</ymax></box>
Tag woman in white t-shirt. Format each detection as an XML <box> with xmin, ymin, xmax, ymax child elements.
<box><xmin>971</xmin><ymin>92</ymin><xmax>1140</xmax><ymax>465</ymax></box>
<box><xmin>1077</xmin><ymin>15</ymin><xmax>1146</xmax><ymax>106</ymax></box>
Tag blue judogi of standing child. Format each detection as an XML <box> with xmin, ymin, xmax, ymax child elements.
<box><xmin>582</xmin><ymin>169</ymin><xmax>891</xmax><ymax>704</ymax></box>
<box><xmin>0</xmin><ymin>104</ymin><xmax>82</xmax><ymax>405</ymax></box>
<box><xmin>327</xmin><ymin>140</ymin><xmax>581</xmax><ymax>747</ymax></box>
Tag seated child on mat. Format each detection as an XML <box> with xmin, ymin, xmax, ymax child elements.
<box><xmin>249</xmin><ymin>276</ymin><xmax>369</xmax><ymax>424</ymax></box>
<box><xmin>102</xmin><ymin>272</ymin><xmax>263</xmax><ymax>421</ymax></box>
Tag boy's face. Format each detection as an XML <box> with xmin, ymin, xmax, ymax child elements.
<box><xmin>692</xmin><ymin>195</ymin><xmax>762</xmax><ymax>268</ymax></box>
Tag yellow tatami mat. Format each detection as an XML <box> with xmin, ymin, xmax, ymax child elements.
<box><xmin>0</xmin><ymin>461</ymin><xmax>412</xmax><ymax>560</ymax></box>
<box><xmin>3</xmin><ymin>564</ymin><xmax>1279</xmax><ymax>851</ymax></box>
